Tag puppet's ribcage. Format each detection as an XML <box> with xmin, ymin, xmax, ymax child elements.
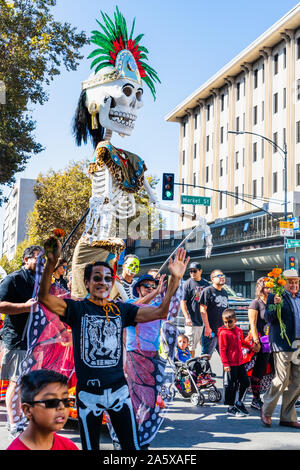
<box><xmin>92</xmin><ymin>167</ymin><xmax>136</xmax><ymax>219</ymax></box>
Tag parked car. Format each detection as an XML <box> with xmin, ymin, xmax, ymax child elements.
<box><xmin>174</xmin><ymin>284</ymin><xmax>251</xmax><ymax>333</ymax></box>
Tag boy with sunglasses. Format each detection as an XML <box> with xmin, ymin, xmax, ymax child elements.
<box><xmin>218</xmin><ymin>309</ymin><xmax>250</xmax><ymax>417</ymax></box>
<box><xmin>7</xmin><ymin>370</ymin><xmax>78</xmax><ymax>450</ymax></box>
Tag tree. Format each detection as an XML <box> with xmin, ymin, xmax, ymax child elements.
<box><xmin>0</xmin><ymin>0</ymin><xmax>88</xmax><ymax>205</ymax></box>
<box><xmin>0</xmin><ymin>239</ymin><xmax>33</xmax><ymax>274</ymax></box>
<box><xmin>26</xmin><ymin>160</ymin><xmax>92</xmax><ymax>260</ymax></box>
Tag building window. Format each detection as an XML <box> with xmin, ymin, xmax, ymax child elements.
<box><xmin>236</xmin><ymin>82</ymin><xmax>240</xmax><ymax>101</ymax></box>
<box><xmin>283</xmin><ymin>47</ymin><xmax>286</xmax><ymax>68</ymax></box>
<box><xmin>283</xmin><ymin>127</ymin><xmax>286</xmax><ymax>146</ymax></box>
<box><xmin>273</xmin><ymin>93</ymin><xmax>278</xmax><ymax>113</ymax></box>
<box><xmin>253</xmin><ymin>180</ymin><xmax>257</xmax><ymax>198</ymax></box>
<box><xmin>236</xmin><ymin>116</ymin><xmax>239</xmax><ymax>132</ymax></box>
<box><xmin>274</xmin><ymin>53</ymin><xmax>278</xmax><ymax>75</ymax></box>
<box><xmin>253</xmin><ymin>142</ymin><xmax>257</xmax><ymax>162</ymax></box>
<box><xmin>194</xmin><ymin>143</ymin><xmax>197</xmax><ymax>159</ymax></box>
<box><xmin>297</xmin><ymin>121</ymin><xmax>300</xmax><ymax>143</ymax></box>
<box><xmin>297</xmin><ymin>37</ymin><xmax>300</xmax><ymax>60</ymax></box>
<box><xmin>254</xmin><ymin>69</ymin><xmax>258</xmax><ymax>88</ymax></box>
<box><xmin>261</xmin><ymin>140</ymin><xmax>264</xmax><ymax>159</ymax></box>
<box><xmin>235</xmin><ymin>186</ymin><xmax>239</xmax><ymax>205</ymax></box>
<box><xmin>219</xmin><ymin>192</ymin><xmax>223</xmax><ymax>210</ymax></box>
<box><xmin>297</xmin><ymin>164</ymin><xmax>300</xmax><ymax>186</ymax></box>
<box><xmin>297</xmin><ymin>80</ymin><xmax>300</xmax><ymax>101</ymax></box>
<box><xmin>235</xmin><ymin>151</ymin><xmax>239</xmax><ymax>170</ymax></box>
<box><xmin>220</xmin><ymin>126</ymin><xmax>224</xmax><ymax>144</ymax></box>
<box><xmin>262</xmin><ymin>100</ymin><xmax>264</xmax><ymax>121</ymax></box>
<box><xmin>283</xmin><ymin>88</ymin><xmax>286</xmax><ymax>109</ymax></box>
<box><xmin>261</xmin><ymin>176</ymin><xmax>264</xmax><ymax>196</ymax></box>
<box><xmin>205</xmin><ymin>166</ymin><xmax>209</xmax><ymax>183</ymax></box>
<box><xmin>182</xmin><ymin>178</ymin><xmax>185</xmax><ymax>194</ymax></box>
<box><xmin>182</xmin><ymin>150</ymin><xmax>185</xmax><ymax>165</ymax></box>
<box><xmin>242</xmin><ymin>148</ymin><xmax>245</xmax><ymax>167</ymax></box>
<box><xmin>183</xmin><ymin>122</ymin><xmax>186</xmax><ymax>137</ymax></box>
<box><xmin>253</xmin><ymin>105</ymin><xmax>257</xmax><ymax>125</ymax></box>
<box><xmin>273</xmin><ymin>132</ymin><xmax>278</xmax><ymax>152</ymax></box>
<box><xmin>193</xmin><ymin>172</ymin><xmax>196</xmax><ymax>186</ymax></box>
<box><xmin>207</xmin><ymin>104</ymin><xmax>210</xmax><ymax>121</ymax></box>
<box><xmin>221</xmin><ymin>94</ymin><xmax>224</xmax><ymax>111</ymax></box>
<box><xmin>220</xmin><ymin>159</ymin><xmax>223</xmax><ymax>177</ymax></box>
<box><xmin>262</xmin><ymin>63</ymin><xmax>265</xmax><ymax>83</ymax></box>
<box><xmin>273</xmin><ymin>172</ymin><xmax>278</xmax><ymax>193</ymax></box>
<box><xmin>206</xmin><ymin>135</ymin><xmax>209</xmax><ymax>151</ymax></box>
<box><xmin>194</xmin><ymin>113</ymin><xmax>198</xmax><ymax>129</ymax></box>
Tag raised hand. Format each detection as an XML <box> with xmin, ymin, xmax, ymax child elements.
<box><xmin>44</xmin><ymin>236</ymin><xmax>62</xmax><ymax>264</ymax></box>
<box><xmin>168</xmin><ymin>247</ymin><xmax>190</xmax><ymax>280</ymax></box>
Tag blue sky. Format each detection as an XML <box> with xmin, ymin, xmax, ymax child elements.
<box><xmin>0</xmin><ymin>0</ymin><xmax>299</xmax><ymax>234</ymax></box>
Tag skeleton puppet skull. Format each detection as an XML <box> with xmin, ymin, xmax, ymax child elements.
<box><xmin>83</xmin><ymin>50</ymin><xmax>144</xmax><ymax>137</ymax></box>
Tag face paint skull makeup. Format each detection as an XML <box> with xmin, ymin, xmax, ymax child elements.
<box><xmin>85</xmin><ymin>266</ymin><xmax>114</xmax><ymax>300</ymax></box>
<box><xmin>124</xmin><ymin>258</ymin><xmax>140</xmax><ymax>275</ymax></box>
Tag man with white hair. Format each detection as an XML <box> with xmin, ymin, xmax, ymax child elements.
<box><xmin>261</xmin><ymin>268</ymin><xmax>300</xmax><ymax>428</ymax></box>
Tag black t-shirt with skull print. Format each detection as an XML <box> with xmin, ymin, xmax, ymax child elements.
<box><xmin>61</xmin><ymin>298</ymin><xmax>138</xmax><ymax>389</ymax></box>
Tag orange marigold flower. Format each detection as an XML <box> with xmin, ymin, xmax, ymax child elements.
<box><xmin>267</xmin><ymin>272</ymin><xmax>274</xmax><ymax>277</ymax></box>
<box><xmin>277</xmin><ymin>279</ymin><xmax>286</xmax><ymax>286</ymax></box>
<box><xmin>53</xmin><ymin>228</ymin><xmax>65</xmax><ymax>238</ymax></box>
<box><xmin>272</xmin><ymin>268</ymin><xmax>282</xmax><ymax>277</ymax></box>
<box><xmin>264</xmin><ymin>277</ymin><xmax>269</xmax><ymax>282</ymax></box>
<box><xmin>265</xmin><ymin>281</ymin><xmax>274</xmax><ymax>288</ymax></box>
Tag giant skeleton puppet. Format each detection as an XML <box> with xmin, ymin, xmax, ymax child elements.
<box><xmin>71</xmin><ymin>7</ymin><xmax>212</xmax><ymax>299</ymax></box>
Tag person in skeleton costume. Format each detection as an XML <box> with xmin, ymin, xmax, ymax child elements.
<box><xmin>71</xmin><ymin>6</ymin><xmax>212</xmax><ymax>301</ymax></box>
<box><xmin>38</xmin><ymin>237</ymin><xmax>189</xmax><ymax>450</ymax></box>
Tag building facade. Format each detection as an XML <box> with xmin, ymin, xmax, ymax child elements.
<box><xmin>1</xmin><ymin>178</ymin><xmax>36</xmax><ymax>260</ymax></box>
<box><xmin>165</xmin><ymin>4</ymin><xmax>300</xmax><ymax>230</ymax></box>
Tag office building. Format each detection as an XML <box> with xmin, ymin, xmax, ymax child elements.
<box><xmin>1</xmin><ymin>178</ymin><xmax>36</xmax><ymax>259</ymax></box>
<box><xmin>166</xmin><ymin>4</ymin><xmax>300</xmax><ymax>230</ymax></box>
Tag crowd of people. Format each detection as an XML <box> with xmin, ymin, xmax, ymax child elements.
<box><xmin>0</xmin><ymin>242</ymin><xmax>299</xmax><ymax>450</ymax></box>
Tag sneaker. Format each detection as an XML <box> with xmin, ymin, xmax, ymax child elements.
<box><xmin>235</xmin><ymin>401</ymin><xmax>250</xmax><ymax>415</ymax></box>
<box><xmin>227</xmin><ymin>405</ymin><xmax>245</xmax><ymax>417</ymax></box>
<box><xmin>251</xmin><ymin>398</ymin><xmax>263</xmax><ymax>410</ymax></box>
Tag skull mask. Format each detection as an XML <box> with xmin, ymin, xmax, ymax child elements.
<box><xmin>85</xmin><ymin>76</ymin><xmax>143</xmax><ymax>137</ymax></box>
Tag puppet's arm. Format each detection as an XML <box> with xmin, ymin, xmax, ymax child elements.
<box><xmin>143</xmin><ymin>177</ymin><xmax>212</xmax><ymax>257</ymax></box>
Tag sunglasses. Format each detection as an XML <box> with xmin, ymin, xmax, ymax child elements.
<box><xmin>27</xmin><ymin>398</ymin><xmax>71</xmax><ymax>408</ymax></box>
<box><xmin>213</xmin><ymin>274</ymin><xmax>225</xmax><ymax>278</ymax></box>
<box><xmin>189</xmin><ymin>269</ymin><xmax>199</xmax><ymax>273</ymax></box>
<box><xmin>140</xmin><ymin>283</ymin><xmax>157</xmax><ymax>289</ymax></box>
<box><xmin>92</xmin><ymin>275</ymin><xmax>113</xmax><ymax>283</ymax></box>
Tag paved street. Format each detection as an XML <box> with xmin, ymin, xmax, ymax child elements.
<box><xmin>0</xmin><ymin>352</ymin><xmax>299</xmax><ymax>451</ymax></box>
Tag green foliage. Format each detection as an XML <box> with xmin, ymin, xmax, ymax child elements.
<box><xmin>0</xmin><ymin>0</ymin><xmax>88</xmax><ymax>205</ymax></box>
<box><xmin>0</xmin><ymin>239</ymin><xmax>33</xmax><ymax>274</ymax></box>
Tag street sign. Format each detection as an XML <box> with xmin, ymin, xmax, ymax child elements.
<box><xmin>181</xmin><ymin>195</ymin><xmax>211</xmax><ymax>206</ymax></box>
<box><xmin>280</xmin><ymin>221</ymin><xmax>294</xmax><ymax>237</ymax></box>
<box><xmin>286</xmin><ymin>239</ymin><xmax>300</xmax><ymax>248</ymax></box>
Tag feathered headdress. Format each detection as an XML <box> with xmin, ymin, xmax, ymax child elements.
<box><xmin>83</xmin><ymin>6</ymin><xmax>160</xmax><ymax>100</ymax></box>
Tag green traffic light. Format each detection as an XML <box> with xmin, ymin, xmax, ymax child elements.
<box><xmin>166</xmin><ymin>191</ymin><xmax>172</xmax><ymax>198</ymax></box>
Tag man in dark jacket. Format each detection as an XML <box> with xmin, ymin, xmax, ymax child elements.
<box><xmin>261</xmin><ymin>269</ymin><xmax>300</xmax><ymax>428</ymax></box>
<box><xmin>0</xmin><ymin>245</ymin><xmax>42</xmax><ymax>436</ymax></box>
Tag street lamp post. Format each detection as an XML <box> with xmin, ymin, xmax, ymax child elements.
<box><xmin>228</xmin><ymin>130</ymin><xmax>288</xmax><ymax>269</ymax></box>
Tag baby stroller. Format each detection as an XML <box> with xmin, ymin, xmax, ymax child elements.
<box><xmin>161</xmin><ymin>353</ymin><xmax>222</xmax><ymax>407</ymax></box>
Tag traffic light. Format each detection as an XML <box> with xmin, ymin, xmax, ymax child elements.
<box><xmin>162</xmin><ymin>173</ymin><xmax>174</xmax><ymax>200</ymax></box>
<box><xmin>287</xmin><ymin>254</ymin><xmax>299</xmax><ymax>271</ymax></box>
